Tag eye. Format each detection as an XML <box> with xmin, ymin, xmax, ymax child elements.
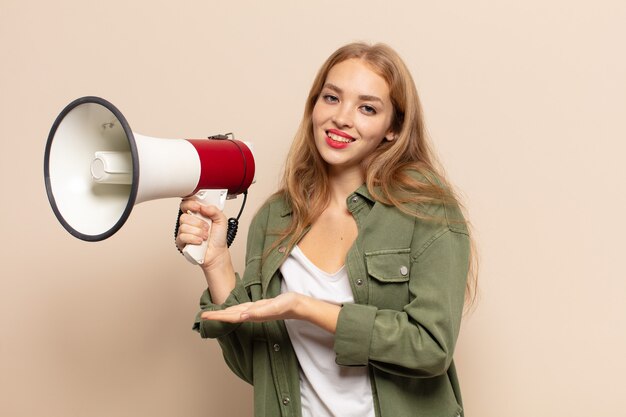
<box><xmin>322</xmin><ymin>94</ymin><xmax>339</xmax><ymax>104</ymax></box>
<box><xmin>360</xmin><ymin>104</ymin><xmax>377</xmax><ymax>115</ymax></box>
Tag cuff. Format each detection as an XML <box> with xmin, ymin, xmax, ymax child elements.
<box><xmin>192</xmin><ymin>274</ymin><xmax>251</xmax><ymax>338</ymax></box>
<box><xmin>334</xmin><ymin>303</ymin><xmax>377</xmax><ymax>366</ymax></box>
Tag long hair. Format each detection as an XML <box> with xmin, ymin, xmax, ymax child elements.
<box><xmin>271</xmin><ymin>42</ymin><xmax>478</xmax><ymax>309</ymax></box>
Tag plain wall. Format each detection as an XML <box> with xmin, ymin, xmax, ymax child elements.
<box><xmin>1</xmin><ymin>1</ymin><xmax>625</xmax><ymax>416</ymax></box>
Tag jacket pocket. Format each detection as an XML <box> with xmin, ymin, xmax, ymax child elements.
<box><xmin>364</xmin><ymin>249</ymin><xmax>411</xmax><ymax>310</ymax></box>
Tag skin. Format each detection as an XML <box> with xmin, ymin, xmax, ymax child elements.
<box><xmin>176</xmin><ymin>59</ymin><xmax>396</xmax><ymax>334</ymax></box>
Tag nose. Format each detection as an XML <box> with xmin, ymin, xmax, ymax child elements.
<box><xmin>332</xmin><ymin>104</ymin><xmax>353</xmax><ymax>128</ymax></box>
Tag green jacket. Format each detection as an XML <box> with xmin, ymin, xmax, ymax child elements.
<box><xmin>193</xmin><ymin>184</ymin><xmax>470</xmax><ymax>417</ymax></box>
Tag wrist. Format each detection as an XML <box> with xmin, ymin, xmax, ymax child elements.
<box><xmin>294</xmin><ymin>295</ymin><xmax>340</xmax><ymax>334</ymax></box>
<box><xmin>201</xmin><ymin>250</ymin><xmax>236</xmax><ymax>305</ymax></box>
<box><xmin>201</xmin><ymin>248</ymin><xmax>232</xmax><ymax>275</ymax></box>
<box><xmin>292</xmin><ymin>293</ymin><xmax>310</xmax><ymax>321</ymax></box>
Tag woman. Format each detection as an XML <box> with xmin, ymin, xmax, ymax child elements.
<box><xmin>176</xmin><ymin>42</ymin><xmax>476</xmax><ymax>417</ymax></box>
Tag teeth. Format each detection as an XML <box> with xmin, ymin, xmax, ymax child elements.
<box><xmin>328</xmin><ymin>132</ymin><xmax>353</xmax><ymax>143</ymax></box>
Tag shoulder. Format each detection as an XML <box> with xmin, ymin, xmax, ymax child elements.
<box><xmin>246</xmin><ymin>192</ymin><xmax>292</xmax><ymax>248</ymax></box>
<box><xmin>364</xmin><ymin>170</ymin><xmax>469</xmax><ymax>255</ymax></box>
<box><xmin>249</xmin><ymin>192</ymin><xmax>290</xmax><ymax>229</ymax></box>
<box><xmin>381</xmin><ymin>168</ymin><xmax>467</xmax><ymax>231</ymax></box>
<box><xmin>242</xmin><ymin>193</ymin><xmax>287</xmax><ymax>261</ymax></box>
<box><xmin>405</xmin><ymin>168</ymin><xmax>468</xmax><ymax>234</ymax></box>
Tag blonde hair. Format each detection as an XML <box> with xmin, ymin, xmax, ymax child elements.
<box><xmin>272</xmin><ymin>42</ymin><xmax>478</xmax><ymax>309</ymax></box>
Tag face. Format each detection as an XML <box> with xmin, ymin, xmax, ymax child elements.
<box><xmin>311</xmin><ymin>58</ymin><xmax>395</xmax><ymax>176</ymax></box>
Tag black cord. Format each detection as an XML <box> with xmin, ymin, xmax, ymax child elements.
<box><xmin>223</xmin><ymin>139</ymin><xmax>248</xmax><ymax>247</ymax></box>
<box><xmin>226</xmin><ymin>190</ymin><xmax>248</xmax><ymax>247</ymax></box>
<box><xmin>174</xmin><ymin>208</ymin><xmax>184</xmax><ymax>254</ymax></box>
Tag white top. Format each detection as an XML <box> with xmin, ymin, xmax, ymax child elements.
<box><xmin>280</xmin><ymin>245</ymin><xmax>375</xmax><ymax>417</ymax></box>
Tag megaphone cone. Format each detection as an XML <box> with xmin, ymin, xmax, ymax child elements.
<box><xmin>44</xmin><ymin>96</ymin><xmax>255</xmax><ymax>264</ymax></box>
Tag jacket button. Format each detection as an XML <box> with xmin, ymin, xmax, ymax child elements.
<box><xmin>356</xmin><ymin>279</ymin><xmax>364</xmax><ymax>286</ymax></box>
<box><xmin>400</xmin><ymin>265</ymin><xmax>408</xmax><ymax>276</ymax></box>
<box><xmin>282</xmin><ymin>397</ymin><xmax>290</xmax><ymax>405</ymax></box>
<box><xmin>278</xmin><ymin>246</ymin><xmax>286</xmax><ymax>253</ymax></box>
<box><xmin>351</xmin><ymin>195</ymin><xmax>359</xmax><ymax>203</ymax></box>
<box><xmin>273</xmin><ymin>343</ymin><xmax>281</xmax><ymax>352</ymax></box>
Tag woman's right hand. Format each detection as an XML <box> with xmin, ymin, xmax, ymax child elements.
<box><xmin>175</xmin><ymin>198</ymin><xmax>231</xmax><ymax>272</ymax></box>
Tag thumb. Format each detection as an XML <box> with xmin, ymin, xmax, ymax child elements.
<box><xmin>197</xmin><ymin>204</ymin><xmax>226</xmax><ymax>224</ymax></box>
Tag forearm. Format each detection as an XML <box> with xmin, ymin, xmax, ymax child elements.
<box><xmin>296</xmin><ymin>295</ymin><xmax>341</xmax><ymax>334</ymax></box>
<box><xmin>201</xmin><ymin>250</ymin><xmax>237</xmax><ymax>305</ymax></box>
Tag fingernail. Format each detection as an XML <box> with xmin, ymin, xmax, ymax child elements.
<box><xmin>240</xmin><ymin>313</ymin><xmax>250</xmax><ymax>320</ymax></box>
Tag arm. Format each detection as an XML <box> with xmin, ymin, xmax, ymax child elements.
<box><xmin>188</xmin><ymin>199</ymin><xmax>270</xmax><ymax>333</ymax></box>
<box><xmin>334</xmin><ymin>228</ymin><xmax>470</xmax><ymax>377</ymax></box>
<box><xmin>176</xmin><ymin>199</ymin><xmax>237</xmax><ymax>304</ymax></box>
<box><xmin>188</xmin><ymin>201</ymin><xmax>276</xmax><ymax>383</ymax></box>
<box><xmin>200</xmin><ymin>292</ymin><xmax>341</xmax><ymax>334</ymax></box>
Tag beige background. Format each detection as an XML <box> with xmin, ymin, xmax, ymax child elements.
<box><xmin>1</xmin><ymin>0</ymin><xmax>625</xmax><ymax>416</ymax></box>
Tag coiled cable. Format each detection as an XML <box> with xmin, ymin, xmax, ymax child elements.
<box><xmin>226</xmin><ymin>190</ymin><xmax>247</xmax><ymax>247</ymax></box>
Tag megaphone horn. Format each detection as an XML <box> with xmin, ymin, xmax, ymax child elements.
<box><xmin>44</xmin><ymin>96</ymin><xmax>255</xmax><ymax>265</ymax></box>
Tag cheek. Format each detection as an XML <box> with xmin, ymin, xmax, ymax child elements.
<box><xmin>311</xmin><ymin>102</ymin><xmax>325</xmax><ymax>127</ymax></box>
<box><xmin>375</xmin><ymin>116</ymin><xmax>394</xmax><ymax>138</ymax></box>
<box><xmin>361</xmin><ymin>118</ymin><xmax>390</xmax><ymax>140</ymax></box>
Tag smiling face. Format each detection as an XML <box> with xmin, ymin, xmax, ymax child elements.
<box><xmin>311</xmin><ymin>58</ymin><xmax>396</xmax><ymax>178</ymax></box>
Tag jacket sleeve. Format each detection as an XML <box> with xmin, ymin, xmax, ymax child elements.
<box><xmin>334</xmin><ymin>225</ymin><xmax>470</xmax><ymax>378</ymax></box>
<box><xmin>191</xmin><ymin>202</ymin><xmax>271</xmax><ymax>384</ymax></box>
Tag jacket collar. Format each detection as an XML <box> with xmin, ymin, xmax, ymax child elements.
<box><xmin>279</xmin><ymin>184</ymin><xmax>376</xmax><ymax>217</ymax></box>
<box><xmin>353</xmin><ymin>184</ymin><xmax>376</xmax><ymax>204</ymax></box>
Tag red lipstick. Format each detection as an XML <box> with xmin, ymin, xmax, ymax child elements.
<box><xmin>325</xmin><ymin>129</ymin><xmax>354</xmax><ymax>149</ymax></box>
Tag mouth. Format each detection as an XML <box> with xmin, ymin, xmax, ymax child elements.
<box><xmin>326</xmin><ymin>129</ymin><xmax>355</xmax><ymax>144</ymax></box>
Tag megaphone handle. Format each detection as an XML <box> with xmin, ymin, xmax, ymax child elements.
<box><xmin>182</xmin><ymin>189</ymin><xmax>228</xmax><ymax>265</ymax></box>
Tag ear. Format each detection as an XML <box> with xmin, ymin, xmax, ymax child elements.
<box><xmin>385</xmin><ymin>131</ymin><xmax>396</xmax><ymax>142</ymax></box>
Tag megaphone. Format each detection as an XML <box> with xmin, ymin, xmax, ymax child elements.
<box><xmin>44</xmin><ymin>96</ymin><xmax>255</xmax><ymax>265</ymax></box>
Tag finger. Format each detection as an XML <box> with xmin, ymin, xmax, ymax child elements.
<box><xmin>201</xmin><ymin>310</ymin><xmax>246</xmax><ymax>323</ymax></box>
<box><xmin>201</xmin><ymin>303</ymin><xmax>254</xmax><ymax>315</ymax></box>
<box><xmin>176</xmin><ymin>223</ymin><xmax>208</xmax><ymax>248</ymax></box>
<box><xmin>180</xmin><ymin>199</ymin><xmax>203</xmax><ymax>213</ymax></box>
<box><xmin>239</xmin><ymin>303</ymin><xmax>280</xmax><ymax>321</ymax></box>
<box><xmin>198</xmin><ymin>205</ymin><xmax>227</xmax><ymax>225</ymax></box>
<box><xmin>235</xmin><ymin>298</ymin><xmax>289</xmax><ymax>322</ymax></box>
<box><xmin>181</xmin><ymin>199</ymin><xmax>221</xmax><ymax>219</ymax></box>
<box><xmin>180</xmin><ymin>213</ymin><xmax>211</xmax><ymax>230</ymax></box>
<box><xmin>201</xmin><ymin>303</ymin><xmax>254</xmax><ymax>322</ymax></box>
<box><xmin>176</xmin><ymin>232</ymin><xmax>204</xmax><ymax>248</ymax></box>
<box><xmin>177</xmin><ymin>223</ymin><xmax>209</xmax><ymax>240</ymax></box>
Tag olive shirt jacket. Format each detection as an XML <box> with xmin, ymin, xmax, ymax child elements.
<box><xmin>193</xmin><ymin>184</ymin><xmax>470</xmax><ymax>417</ymax></box>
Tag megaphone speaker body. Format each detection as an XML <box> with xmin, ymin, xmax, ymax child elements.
<box><xmin>44</xmin><ymin>96</ymin><xmax>255</xmax><ymax>264</ymax></box>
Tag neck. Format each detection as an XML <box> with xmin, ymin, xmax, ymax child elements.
<box><xmin>327</xmin><ymin>165</ymin><xmax>364</xmax><ymax>208</ymax></box>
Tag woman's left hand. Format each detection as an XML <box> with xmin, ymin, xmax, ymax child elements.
<box><xmin>201</xmin><ymin>292</ymin><xmax>304</xmax><ymax>323</ymax></box>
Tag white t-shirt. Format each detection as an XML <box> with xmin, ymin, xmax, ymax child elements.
<box><xmin>280</xmin><ymin>245</ymin><xmax>375</xmax><ymax>417</ymax></box>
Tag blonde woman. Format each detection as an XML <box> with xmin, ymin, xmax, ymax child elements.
<box><xmin>176</xmin><ymin>42</ymin><xmax>476</xmax><ymax>417</ymax></box>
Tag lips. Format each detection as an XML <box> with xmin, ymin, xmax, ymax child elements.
<box><xmin>325</xmin><ymin>129</ymin><xmax>355</xmax><ymax>149</ymax></box>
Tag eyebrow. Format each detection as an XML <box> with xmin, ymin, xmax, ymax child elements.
<box><xmin>323</xmin><ymin>83</ymin><xmax>384</xmax><ymax>104</ymax></box>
